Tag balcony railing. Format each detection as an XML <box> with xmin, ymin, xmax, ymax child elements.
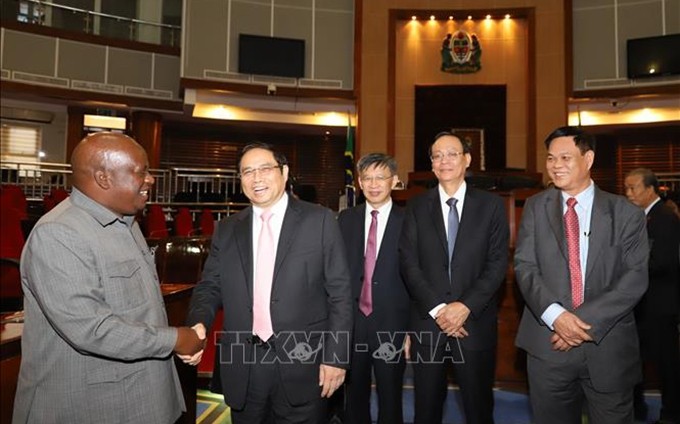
<box><xmin>1</xmin><ymin>0</ymin><xmax>181</xmax><ymax>47</ymax></box>
<box><xmin>1</xmin><ymin>160</ymin><xmax>249</xmax><ymax>219</ymax></box>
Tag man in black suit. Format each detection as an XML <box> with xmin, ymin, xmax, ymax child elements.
<box><xmin>185</xmin><ymin>143</ymin><xmax>353</xmax><ymax>424</ymax></box>
<box><xmin>515</xmin><ymin>127</ymin><xmax>649</xmax><ymax>424</ymax></box>
<box><xmin>625</xmin><ymin>168</ymin><xmax>680</xmax><ymax>424</ymax></box>
<box><xmin>399</xmin><ymin>131</ymin><xmax>509</xmax><ymax>424</ymax></box>
<box><xmin>337</xmin><ymin>153</ymin><xmax>410</xmax><ymax>424</ymax></box>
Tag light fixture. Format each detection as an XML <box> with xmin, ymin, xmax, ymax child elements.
<box><xmin>505</xmin><ymin>14</ymin><xmax>511</xmax><ymax>19</ymax></box>
<box><xmin>430</xmin><ymin>15</ymin><xmax>436</xmax><ymax>21</ymax></box>
<box><xmin>38</xmin><ymin>151</ymin><xmax>46</xmax><ymax>158</ymax></box>
<box><xmin>485</xmin><ymin>14</ymin><xmax>492</xmax><ymax>20</ymax></box>
<box><xmin>411</xmin><ymin>15</ymin><xmax>417</xmax><ymax>21</ymax></box>
<box><xmin>448</xmin><ymin>15</ymin><xmax>453</xmax><ymax>20</ymax></box>
<box><xmin>83</xmin><ymin>114</ymin><xmax>126</xmax><ymax>130</ymax></box>
<box><xmin>467</xmin><ymin>15</ymin><xmax>473</xmax><ymax>20</ymax></box>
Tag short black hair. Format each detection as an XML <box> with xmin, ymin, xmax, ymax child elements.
<box><xmin>356</xmin><ymin>153</ymin><xmax>397</xmax><ymax>175</ymax></box>
<box><xmin>428</xmin><ymin>130</ymin><xmax>472</xmax><ymax>158</ymax></box>
<box><xmin>238</xmin><ymin>142</ymin><xmax>288</xmax><ymax>170</ymax></box>
<box><xmin>626</xmin><ymin>167</ymin><xmax>659</xmax><ymax>192</ymax></box>
<box><xmin>544</xmin><ymin>126</ymin><xmax>596</xmax><ymax>155</ymax></box>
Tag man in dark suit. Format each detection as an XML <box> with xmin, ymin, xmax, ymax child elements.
<box><xmin>515</xmin><ymin>126</ymin><xmax>649</xmax><ymax>424</ymax></box>
<box><xmin>337</xmin><ymin>153</ymin><xmax>410</xmax><ymax>424</ymax></box>
<box><xmin>625</xmin><ymin>167</ymin><xmax>680</xmax><ymax>424</ymax></box>
<box><xmin>185</xmin><ymin>143</ymin><xmax>353</xmax><ymax>424</ymax></box>
<box><xmin>399</xmin><ymin>131</ymin><xmax>509</xmax><ymax>424</ymax></box>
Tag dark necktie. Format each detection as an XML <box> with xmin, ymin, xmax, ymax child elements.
<box><xmin>564</xmin><ymin>197</ymin><xmax>583</xmax><ymax>309</ymax></box>
<box><xmin>360</xmin><ymin>210</ymin><xmax>378</xmax><ymax>316</ymax></box>
<box><xmin>446</xmin><ymin>197</ymin><xmax>459</xmax><ymax>263</ymax></box>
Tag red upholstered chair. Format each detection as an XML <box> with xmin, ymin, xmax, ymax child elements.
<box><xmin>174</xmin><ymin>207</ymin><xmax>194</xmax><ymax>237</ymax></box>
<box><xmin>43</xmin><ymin>188</ymin><xmax>70</xmax><ymax>212</ymax></box>
<box><xmin>145</xmin><ymin>204</ymin><xmax>168</xmax><ymax>238</ymax></box>
<box><xmin>51</xmin><ymin>188</ymin><xmax>69</xmax><ymax>204</ymax></box>
<box><xmin>1</xmin><ymin>207</ymin><xmax>25</xmax><ymax>311</ymax></box>
<box><xmin>1</xmin><ymin>185</ymin><xmax>28</xmax><ymax>220</ymax></box>
<box><xmin>199</xmin><ymin>208</ymin><xmax>215</xmax><ymax>236</ymax></box>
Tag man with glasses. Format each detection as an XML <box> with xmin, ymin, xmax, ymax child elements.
<box><xmin>399</xmin><ymin>131</ymin><xmax>509</xmax><ymax>424</ymax></box>
<box><xmin>337</xmin><ymin>153</ymin><xmax>410</xmax><ymax>423</ymax></box>
<box><xmin>185</xmin><ymin>142</ymin><xmax>352</xmax><ymax>424</ymax></box>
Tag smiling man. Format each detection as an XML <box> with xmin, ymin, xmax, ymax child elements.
<box><xmin>399</xmin><ymin>131</ymin><xmax>509</xmax><ymax>424</ymax></box>
<box><xmin>14</xmin><ymin>132</ymin><xmax>204</xmax><ymax>424</ymax></box>
<box><xmin>515</xmin><ymin>126</ymin><xmax>649</xmax><ymax>424</ymax></box>
<box><xmin>186</xmin><ymin>142</ymin><xmax>352</xmax><ymax>424</ymax></box>
<box><xmin>337</xmin><ymin>153</ymin><xmax>410</xmax><ymax>424</ymax></box>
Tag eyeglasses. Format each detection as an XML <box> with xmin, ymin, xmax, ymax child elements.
<box><xmin>430</xmin><ymin>151</ymin><xmax>464</xmax><ymax>163</ymax></box>
<box><xmin>359</xmin><ymin>175</ymin><xmax>393</xmax><ymax>184</ymax></box>
<box><xmin>239</xmin><ymin>164</ymin><xmax>282</xmax><ymax>179</ymax></box>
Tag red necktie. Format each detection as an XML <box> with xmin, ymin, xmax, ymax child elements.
<box><xmin>564</xmin><ymin>197</ymin><xmax>583</xmax><ymax>309</ymax></box>
<box><xmin>253</xmin><ymin>210</ymin><xmax>274</xmax><ymax>341</ymax></box>
<box><xmin>360</xmin><ymin>210</ymin><xmax>378</xmax><ymax>316</ymax></box>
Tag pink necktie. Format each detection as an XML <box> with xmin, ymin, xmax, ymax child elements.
<box><xmin>253</xmin><ymin>210</ymin><xmax>275</xmax><ymax>341</ymax></box>
<box><xmin>564</xmin><ymin>197</ymin><xmax>583</xmax><ymax>309</ymax></box>
<box><xmin>360</xmin><ymin>210</ymin><xmax>378</xmax><ymax>316</ymax></box>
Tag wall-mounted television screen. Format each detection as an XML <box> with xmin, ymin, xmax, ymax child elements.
<box><xmin>238</xmin><ymin>34</ymin><xmax>305</xmax><ymax>78</ymax></box>
<box><xmin>627</xmin><ymin>33</ymin><xmax>680</xmax><ymax>79</ymax></box>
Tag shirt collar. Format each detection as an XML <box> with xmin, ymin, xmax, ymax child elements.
<box><xmin>69</xmin><ymin>187</ymin><xmax>135</xmax><ymax>228</ymax></box>
<box><xmin>644</xmin><ymin>196</ymin><xmax>661</xmax><ymax>215</ymax></box>
<box><xmin>366</xmin><ymin>199</ymin><xmax>392</xmax><ymax>217</ymax></box>
<box><xmin>561</xmin><ymin>179</ymin><xmax>595</xmax><ymax>209</ymax></box>
<box><xmin>252</xmin><ymin>192</ymin><xmax>289</xmax><ymax>219</ymax></box>
<box><xmin>438</xmin><ymin>181</ymin><xmax>467</xmax><ymax>206</ymax></box>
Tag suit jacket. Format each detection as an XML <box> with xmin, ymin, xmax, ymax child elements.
<box><xmin>514</xmin><ymin>186</ymin><xmax>649</xmax><ymax>392</ymax></box>
<box><xmin>337</xmin><ymin>203</ymin><xmax>410</xmax><ymax>335</ymax></box>
<box><xmin>636</xmin><ymin>199</ymin><xmax>680</xmax><ymax>320</ymax></box>
<box><xmin>187</xmin><ymin>197</ymin><xmax>353</xmax><ymax>409</ymax></box>
<box><xmin>399</xmin><ymin>187</ymin><xmax>509</xmax><ymax>350</ymax></box>
<box><xmin>14</xmin><ymin>189</ymin><xmax>184</xmax><ymax>424</ymax></box>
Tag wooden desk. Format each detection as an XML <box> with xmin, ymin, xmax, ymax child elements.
<box><xmin>0</xmin><ymin>284</ymin><xmax>196</xmax><ymax>424</ymax></box>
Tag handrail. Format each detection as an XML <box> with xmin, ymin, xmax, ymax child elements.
<box><xmin>18</xmin><ymin>0</ymin><xmax>181</xmax><ymax>31</ymax></box>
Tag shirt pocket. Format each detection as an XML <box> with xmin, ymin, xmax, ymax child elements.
<box><xmin>104</xmin><ymin>259</ymin><xmax>147</xmax><ymax>311</ymax></box>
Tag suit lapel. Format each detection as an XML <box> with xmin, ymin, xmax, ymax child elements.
<box><xmin>235</xmin><ymin>207</ymin><xmax>254</xmax><ymax>301</ymax></box>
<box><xmin>585</xmin><ymin>188</ymin><xmax>611</xmax><ymax>281</ymax></box>
<box><xmin>429</xmin><ymin>189</ymin><xmax>449</xmax><ymax>256</ymax></box>
<box><xmin>545</xmin><ymin>189</ymin><xmax>569</xmax><ymax>261</ymax></box>
<box><xmin>375</xmin><ymin>205</ymin><xmax>401</xmax><ymax>266</ymax></box>
<box><xmin>456</xmin><ymin>188</ymin><xmax>479</xmax><ymax>247</ymax></box>
<box><xmin>273</xmin><ymin>199</ymin><xmax>302</xmax><ymax>280</ymax></box>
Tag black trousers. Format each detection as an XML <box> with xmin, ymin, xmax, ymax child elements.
<box><xmin>230</xmin><ymin>344</ymin><xmax>326</xmax><ymax>424</ymax></box>
<box><xmin>635</xmin><ymin>313</ymin><xmax>680</xmax><ymax>422</ymax></box>
<box><xmin>410</xmin><ymin>337</ymin><xmax>496</xmax><ymax>424</ymax></box>
<box><xmin>345</xmin><ymin>313</ymin><xmax>407</xmax><ymax>424</ymax></box>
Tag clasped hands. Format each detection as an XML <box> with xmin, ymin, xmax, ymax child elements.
<box><xmin>551</xmin><ymin>311</ymin><xmax>592</xmax><ymax>351</ymax></box>
<box><xmin>175</xmin><ymin>323</ymin><xmax>207</xmax><ymax>365</ymax></box>
<box><xmin>435</xmin><ymin>301</ymin><xmax>470</xmax><ymax>338</ymax></box>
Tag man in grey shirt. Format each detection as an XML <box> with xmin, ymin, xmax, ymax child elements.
<box><xmin>13</xmin><ymin>132</ymin><xmax>204</xmax><ymax>424</ymax></box>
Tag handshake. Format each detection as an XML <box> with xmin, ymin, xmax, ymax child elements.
<box><xmin>174</xmin><ymin>323</ymin><xmax>207</xmax><ymax>366</ymax></box>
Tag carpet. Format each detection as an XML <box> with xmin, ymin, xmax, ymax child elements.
<box><xmin>196</xmin><ymin>388</ymin><xmax>662</xmax><ymax>424</ymax></box>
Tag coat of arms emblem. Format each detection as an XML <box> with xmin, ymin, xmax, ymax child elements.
<box><xmin>441</xmin><ymin>30</ymin><xmax>482</xmax><ymax>74</ymax></box>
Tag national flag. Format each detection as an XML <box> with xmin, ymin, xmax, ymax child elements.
<box><xmin>344</xmin><ymin>116</ymin><xmax>356</xmax><ymax>208</ymax></box>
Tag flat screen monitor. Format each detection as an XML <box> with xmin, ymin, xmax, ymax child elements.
<box><xmin>627</xmin><ymin>34</ymin><xmax>680</xmax><ymax>79</ymax></box>
<box><xmin>238</xmin><ymin>34</ymin><xmax>305</xmax><ymax>78</ymax></box>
